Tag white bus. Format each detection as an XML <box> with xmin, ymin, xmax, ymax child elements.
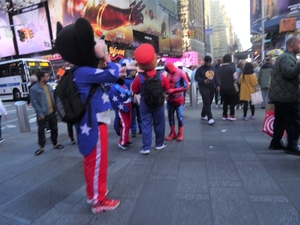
<box><xmin>0</xmin><ymin>58</ymin><xmax>56</xmax><ymax>101</ymax></box>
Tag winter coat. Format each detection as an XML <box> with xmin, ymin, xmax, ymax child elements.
<box><xmin>238</xmin><ymin>73</ymin><xmax>258</xmax><ymax>101</ymax></box>
<box><xmin>257</xmin><ymin>63</ymin><xmax>273</xmax><ymax>89</ymax></box>
<box><xmin>269</xmin><ymin>51</ymin><xmax>300</xmax><ymax>103</ymax></box>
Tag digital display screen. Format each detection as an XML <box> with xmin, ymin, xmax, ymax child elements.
<box><xmin>13</xmin><ymin>6</ymin><xmax>52</xmax><ymax>55</ymax></box>
<box><xmin>0</xmin><ymin>13</ymin><xmax>16</xmax><ymax>57</ymax></box>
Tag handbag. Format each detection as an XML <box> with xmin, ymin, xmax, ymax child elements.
<box><xmin>262</xmin><ymin>103</ymin><xmax>286</xmax><ymax>137</ymax></box>
<box><xmin>233</xmin><ymin>82</ymin><xmax>239</xmax><ymax>93</ymax></box>
<box><xmin>250</xmin><ymin>91</ymin><xmax>263</xmax><ymax>105</ymax></box>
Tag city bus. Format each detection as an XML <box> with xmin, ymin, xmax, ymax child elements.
<box><xmin>0</xmin><ymin>58</ymin><xmax>56</xmax><ymax>101</ymax></box>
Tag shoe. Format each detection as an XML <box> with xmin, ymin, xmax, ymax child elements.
<box><xmin>131</xmin><ymin>133</ymin><xmax>136</xmax><ymax>138</ymax></box>
<box><xmin>261</xmin><ymin>106</ymin><xmax>265</xmax><ymax>109</ymax></box>
<box><xmin>138</xmin><ymin>130</ymin><xmax>142</xmax><ymax>134</ymax></box>
<box><xmin>118</xmin><ymin>143</ymin><xmax>127</xmax><ymax>150</ymax></box>
<box><xmin>140</xmin><ymin>149</ymin><xmax>150</xmax><ymax>155</ymax></box>
<box><xmin>46</xmin><ymin>130</ymin><xmax>51</xmax><ymax>133</ymax></box>
<box><xmin>242</xmin><ymin>117</ymin><xmax>248</xmax><ymax>121</ymax></box>
<box><xmin>208</xmin><ymin>119</ymin><xmax>215</xmax><ymax>125</ymax></box>
<box><xmin>250</xmin><ymin>115</ymin><xmax>255</xmax><ymax>120</ymax></box>
<box><xmin>0</xmin><ymin>138</ymin><xmax>4</xmax><ymax>143</ymax></box>
<box><xmin>126</xmin><ymin>141</ymin><xmax>134</xmax><ymax>147</ymax></box>
<box><xmin>228</xmin><ymin>115</ymin><xmax>236</xmax><ymax>121</ymax></box>
<box><xmin>284</xmin><ymin>148</ymin><xmax>300</xmax><ymax>155</ymax></box>
<box><xmin>155</xmin><ymin>143</ymin><xmax>167</xmax><ymax>150</ymax></box>
<box><xmin>268</xmin><ymin>142</ymin><xmax>286</xmax><ymax>150</ymax></box>
<box><xmin>87</xmin><ymin>189</ymin><xmax>109</xmax><ymax>204</ymax></box>
<box><xmin>222</xmin><ymin>116</ymin><xmax>227</xmax><ymax>121</ymax></box>
<box><xmin>201</xmin><ymin>116</ymin><xmax>208</xmax><ymax>121</ymax></box>
<box><xmin>238</xmin><ymin>106</ymin><xmax>242</xmax><ymax>110</ymax></box>
<box><xmin>71</xmin><ymin>140</ymin><xmax>76</xmax><ymax>145</ymax></box>
<box><xmin>215</xmin><ymin>105</ymin><xmax>219</xmax><ymax>109</ymax></box>
<box><xmin>92</xmin><ymin>198</ymin><xmax>120</xmax><ymax>214</ymax></box>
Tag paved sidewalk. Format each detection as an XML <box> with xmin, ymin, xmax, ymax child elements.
<box><xmin>1</xmin><ymin>104</ymin><xmax>300</xmax><ymax>225</ymax></box>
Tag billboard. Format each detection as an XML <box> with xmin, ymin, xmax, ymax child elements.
<box><xmin>12</xmin><ymin>5</ymin><xmax>52</xmax><ymax>55</ymax></box>
<box><xmin>251</xmin><ymin>0</ymin><xmax>300</xmax><ymax>26</ymax></box>
<box><xmin>0</xmin><ymin>13</ymin><xmax>16</xmax><ymax>57</ymax></box>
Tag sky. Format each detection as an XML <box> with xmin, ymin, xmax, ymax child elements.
<box><xmin>219</xmin><ymin>0</ymin><xmax>252</xmax><ymax>50</ymax></box>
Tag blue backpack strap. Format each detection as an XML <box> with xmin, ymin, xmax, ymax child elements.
<box><xmin>114</xmin><ymin>84</ymin><xmax>131</xmax><ymax>96</ymax></box>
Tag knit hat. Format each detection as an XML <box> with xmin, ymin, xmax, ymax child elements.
<box><xmin>134</xmin><ymin>44</ymin><xmax>157</xmax><ymax>71</ymax></box>
<box><xmin>204</xmin><ymin>55</ymin><xmax>212</xmax><ymax>63</ymax></box>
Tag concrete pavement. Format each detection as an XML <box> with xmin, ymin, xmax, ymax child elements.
<box><xmin>1</xmin><ymin>103</ymin><xmax>300</xmax><ymax>225</ymax></box>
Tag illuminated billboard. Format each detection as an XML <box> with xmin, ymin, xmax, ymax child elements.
<box><xmin>0</xmin><ymin>13</ymin><xmax>16</xmax><ymax>57</ymax></box>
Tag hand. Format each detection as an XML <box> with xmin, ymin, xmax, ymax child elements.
<box><xmin>4</xmin><ymin>115</ymin><xmax>8</xmax><ymax>120</ymax></box>
<box><xmin>168</xmin><ymin>88</ymin><xmax>176</xmax><ymax>94</ymax></box>
<box><xmin>102</xmin><ymin>52</ymin><xmax>111</xmax><ymax>63</ymax></box>
<box><xmin>119</xmin><ymin>67</ymin><xmax>127</xmax><ymax>78</ymax></box>
<box><xmin>28</xmin><ymin>103</ymin><xmax>32</xmax><ymax>108</ymax></box>
<box><xmin>94</xmin><ymin>39</ymin><xmax>107</xmax><ymax>59</ymax></box>
<box><xmin>204</xmin><ymin>79</ymin><xmax>209</xmax><ymax>84</ymax></box>
<box><xmin>216</xmin><ymin>86</ymin><xmax>220</xmax><ymax>92</ymax></box>
<box><xmin>130</xmin><ymin>1</ymin><xmax>146</xmax><ymax>25</ymax></box>
<box><xmin>38</xmin><ymin>116</ymin><xmax>45</xmax><ymax>121</ymax></box>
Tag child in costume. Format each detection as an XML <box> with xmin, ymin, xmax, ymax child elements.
<box><xmin>131</xmin><ymin>44</ymin><xmax>170</xmax><ymax>155</ymax></box>
<box><xmin>55</xmin><ymin>18</ymin><xmax>126</xmax><ymax>214</ymax></box>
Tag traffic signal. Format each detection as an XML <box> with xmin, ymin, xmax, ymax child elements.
<box><xmin>28</xmin><ymin>29</ymin><xmax>34</xmax><ymax>39</ymax></box>
<box><xmin>191</xmin><ymin>30</ymin><xmax>196</xmax><ymax>38</ymax></box>
<box><xmin>187</xmin><ymin>30</ymin><xmax>191</xmax><ymax>38</ymax></box>
<box><xmin>17</xmin><ymin>29</ymin><xmax>27</xmax><ymax>42</ymax></box>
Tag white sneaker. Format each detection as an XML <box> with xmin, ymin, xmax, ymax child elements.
<box><xmin>201</xmin><ymin>116</ymin><xmax>208</xmax><ymax>121</ymax></box>
<box><xmin>140</xmin><ymin>149</ymin><xmax>150</xmax><ymax>155</ymax></box>
<box><xmin>208</xmin><ymin>119</ymin><xmax>215</xmax><ymax>125</ymax></box>
<box><xmin>0</xmin><ymin>138</ymin><xmax>4</xmax><ymax>143</ymax></box>
<box><xmin>155</xmin><ymin>143</ymin><xmax>167</xmax><ymax>150</ymax></box>
<box><xmin>215</xmin><ymin>105</ymin><xmax>219</xmax><ymax>109</ymax></box>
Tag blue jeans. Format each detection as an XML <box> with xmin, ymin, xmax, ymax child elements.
<box><xmin>167</xmin><ymin>102</ymin><xmax>184</xmax><ymax>127</ymax></box>
<box><xmin>131</xmin><ymin>104</ymin><xmax>141</xmax><ymax>134</ymax></box>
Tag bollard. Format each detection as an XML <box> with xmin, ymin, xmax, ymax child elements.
<box><xmin>190</xmin><ymin>83</ymin><xmax>197</xmax><ymax>107</ymax></box>
<box><xmin>14</xmin><ymin>101</ymin><xmax>30</xmax><ymax>132</ymax></box>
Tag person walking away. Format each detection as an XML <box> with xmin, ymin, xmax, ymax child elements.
<box><xmin>268</xmin><ymin>37</ymin><xmax>300</xmax><ymax>155</ymax></box>
<box><xmin>218</xmin><ymin>54</ymin><xmax>238</xmax><ymax>121</ymax></box>
<box><xmin>214</xmin><ymin>59</ymin><xmax>222</xmax><ymax>108</ymax></box>
<box><xmin>257</xmin><ymin>57</ymin><xmax>273</xmax><ymax>109</ymax></box>
<box><xmin>131</xmin><ymin>44</ymin><xmax>170</xmax><ymax>155</ymax></box>
<box><xmin>0</xmin><ymin>98</ymin><xmax>8</xmax><ymax>143</ymax></box>
<box><xmin>195</xmin><ymin>55</ymin><xmax>220</xmax><ymax>125</ymax></box>
<box><xmin>235</xmin><ymin>61</ymin><xmax>245</xmax><ymax>109</ymax></box>
<box><xmin>164</xmin><ymin>61</ymin><xmax>190</xmax><ymax>141</ymax></box>
<box><xmin>30</xmin><ymin>71</ymin><xmax>64</xmax><ymax>155</ymax></box>
<box><xmin>238</xmin><ymin>62</ymin><xmax>258</xmax><ymax>121</ymax></box>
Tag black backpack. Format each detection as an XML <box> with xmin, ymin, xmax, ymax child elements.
<box><xmin>54</xmin><ymin>67</ymin><xmax>96</xmax><ymax>124</ymax></box>
<box><xmin>142</xmin><ymin>72</ymin><xmax>165</xmax><ymax>108</ymax></box>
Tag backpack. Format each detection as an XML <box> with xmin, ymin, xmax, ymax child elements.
<box><xmin>54</xmin><ymin>67</ymin><xmax>96</xmax><ymax>124</ymax></box>
<box><xmin>141</xmin><ymin>72</ymin><xmax>165</xmax><ymax>108</ymax></box>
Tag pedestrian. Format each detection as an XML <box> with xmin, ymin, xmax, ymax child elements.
<box><xmin>235</xmin><ymin>61</ymin><xmax>245</xmax><ymax>110</ymax></box>
<box><xmin>0</xmin><ymin>98</ymin><xmax>8</xmax><ymax>143</ymax></box>
<box><xmin>218</xmin><ymin>54</ymin><xmax>238</xmax><ymax>121</ymax></box>
<box><xmin>55</xmin><ymin>18</ymin><xmax>125</xmax><ymax>213</ymax></box>
<box><xmin>214</xmin><ymin>59</ymin><xmax>222</xmax><ymax>108</ymax></box>
<box><xmin>268</xmin><ymin>36</ymin><xmax>300</xmax><ymax>155</ymax></box>
<box><xmin>238</xmin><ymin>62</ymin><xmax>258</xmax><ymax>121</ymax></box>
<box><xmin>195</xmin><ymin>55</ymin><xmax>220</xmax><ymax>125</ymax></box>
<box><xmin>109</xmin><ymin>72</ymin><xmax>134</xmax><ymax>150</ymax></box>
<box><xmin>30</xmin><ymin>71</ymin><xmax>64</xmax><ymax>155</ymax></box>
<box><xmin>27</xmin><ymin>75</ymin><xmax>37</xmax><ymax>107</ymax></box>
<box><xmin>164</xmin><ymin>61</ymin><xmax>190</xmax><ymax>141</ymax></box>
<box><xmin>178</xmin><ymin>65</ymin><xmax>191</xmax><ymax>108</ymax></box>
<box><xmin>131</xmin><ymin>43</ymin><xmax>170</xmax><ymax>155</ymax></box>
<box><xmin>257</xmin><ymin>57</ymin><xmax>273</xmax><ymax>109</ymax></box>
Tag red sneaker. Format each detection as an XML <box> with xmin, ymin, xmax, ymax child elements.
<box><xmin>92</xmin><ymin>198</ymin><xmax>120</xmax><ymax>214</ymax></box>
<box><xmin>87</xmin><ymin>189</ymin><xmax>109</xmax><ymax>205</ymax></box>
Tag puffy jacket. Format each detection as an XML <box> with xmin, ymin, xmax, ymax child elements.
<box><xmin>269</xmin><ymin>51</ymin><xmax>300</xmax><ymax>103</ymax></box>
<box><xmin>257</xmin><ymin>63</ymin><xmax>273</xmax><ymax>89</ymax></box>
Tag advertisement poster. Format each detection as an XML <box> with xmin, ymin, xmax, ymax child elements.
<box><xmin>13</xmin><ymin>6</ymin><xmax>52</xmax><ymax>55</ymax></box>
<box><xmin>157</xmin><ymin>7</ymin><xmax>170</xmax><ymax>53</ymax></box>
<box><xmin>0</xmin><ymin>13</ymin><xmax>16</xmax><ymax>57</ymax></box>
<box><xmin>251</xmin><ymin>0</ymin><xmax>300</xmax><ymax>26</ymax></box>
<box><xmin>169</xmin><ymin>17</ymin><xmax>183</xmax><ymax>55</ymax></box>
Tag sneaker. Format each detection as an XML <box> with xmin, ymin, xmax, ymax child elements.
<box><xmin>215</xmin><ymin>105</ymin><xmax>219</xmax><ymax>109</ymax></box>
<box><xmin>140</xmin><ymin>149</ymin><xmax>150</xmax><ymax>155</ymax></box>
<box><xmin>87</xmin><ymin>189</ymin><xmax>109</xmax><ymax>204</ymax></box>
<box><xmin>250</xmin><ymin>115</ymin><xmax>255</xmax><ymax>120</ymax></box>
<box><xmin>92</xmin><ymin>198</ymin><xmax>120</xmax><ymax>214</ymax></box>
<box><xmin>238</xmin><ymin>105</ymin><xmax>242</xmax><ymax>110</ymax></box>
<box><xmin>242</xmin><ymin>117</ymin><xmax>248</xmax><ymax>121</ymax></box>
<box><xmin>208</xmin><ymin>119</ymin><xmax>215</xmax><ymax>125</ymax></box>
<box><xmin>228</xmin><ymin>115</ymin><xmax>236</xmax><ymax>121</ymax></box>
<box><xmin>201</xmin><ymin>116</ymin><xmax>208</xmax><ymax>121</ymax></box>
<box><xmin>126</xmin><ymin>141</ymin><xmax>134</xmax><ymax>147</ymax></box>
<box><xmin>46</xmin><ymin>130</ymin><xmax>51</xmax><ymax>133</ymax></box>
<box><xmin>71</xmin><ymin>140</ymin><xmax>76</xmax><ymax>145</ymax></box>
<box><xmin>155</xmin><ymin>143</ymin><xmax>167</xmax><ymax>150</ymax></box>
<box><xmin>0</xmin><ymin>138</ymin><xmax>4</xmax><ymax>143</ymax></box>
<box><xmin>222</xmin><ymin>116</ymin><xmax>227</xmax><ymax>121</ymax></box>
<box><xmin>118</xmin><ymin>143</ymin><xmax>127</xmax><ymax>150</ymax></box>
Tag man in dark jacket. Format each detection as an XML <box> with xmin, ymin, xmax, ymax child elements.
<box><xmin>258</xmin><ymin>57</ymin><xmax>273</xmax><ymax>108</ymax></box>
<box><xmin>195</xmin><ymin>56</ymin><xmax>220</xmax><ymax>125</ymax></box>
<box><xmin>268</xmin><ymin>37</ymin><xmax>300</xmax><ymax>155</ymax></box>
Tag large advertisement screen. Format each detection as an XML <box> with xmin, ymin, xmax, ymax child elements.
<box><xmin>0</xmin><ymin>13</ymin><xmax>16</xmax><ymax>57</ymax></box>
<box><xmin>251</xmin><ymin>0</ymin><xmax>300</xmax><ymax>26</ymax></box>
<box><xmin>13</xmin><ymin>6</ymin><xmax>52</xmax><ymax>55</ymax></box>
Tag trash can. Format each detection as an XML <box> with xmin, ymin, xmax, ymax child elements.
<box><xmin>14</xmin><ymin>101</ymin><xmax>30</xmax><ymax>133</ymax></box>
<box><xmin>190</xmin><ymin>83</ymin><xmax>197</xmax><ymax>107</ymax></box>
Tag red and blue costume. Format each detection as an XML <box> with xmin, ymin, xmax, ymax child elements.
<box><xmin>164</xmin><ymin>62</ymin><xmax>190</xmax><ymax>141</ymax></box>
